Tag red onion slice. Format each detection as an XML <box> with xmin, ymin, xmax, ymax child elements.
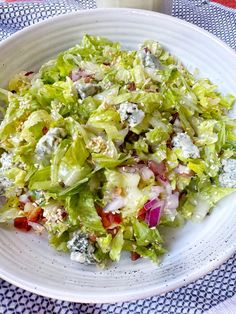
<box><xmin>145</xmin><ymin>206</ymin><xmax>162</xmax><ymax>228</ymax></box>
<box><xmin>165</xmin><ymin>192</ymin><xmax>179</xmax><ymax>211</ymax></box>
<box><xmin>144</xmin><ymin>199</ymin><xmax>159</xmax><ymax>211</ymax></box>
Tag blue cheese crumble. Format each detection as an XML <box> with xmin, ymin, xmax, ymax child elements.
<box><xmin>172</xmin><ymin>133</ymin><xmax>200</xmax><ymax>159</ymax></box>
<box><xmin>75</xmin><ymin>83</ymin><xmax>102</xmax><ymax>99</ymax></box>
<box><xmin>35</xmin><ymin>127</ymin><xmax>66</xmax><ymax>162</ymax></box>
<box><xmin>0</xmin><ymin>152</ymin><xmax>13</xmax><ymax>172</ymax></box>
<box><xmin>67</xmin><ymin>230</ymin><xmax>96</xmax><ymax>264</ymax></box>
<box><xmin>137</xmin><ymin>50</ymin><xmax>161</xmax><ymax>69</ymax></box>
<box><xmin>0</xmin><ymin>152</ymin><xmax>13</xmax><ymax>195</ymax></box>
<box><xmin>219</xmin><ymin>159</ymin><xmax>236</xmax><ymax>188</ymax></box>
<box><xmin>118</xmin><ymin>102</ymin><xmax>144</xmax><ymax>127</ymax></box>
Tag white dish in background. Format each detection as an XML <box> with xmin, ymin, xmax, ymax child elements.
<box><xmin>96</xmin><ymin>0</ymin><xmax>173</xmax><ymax>14</ymax></box>
<box><xmin>0</xmin><ymin>9</ymin><xmax>235</xmax><ymax>303</ymax></box>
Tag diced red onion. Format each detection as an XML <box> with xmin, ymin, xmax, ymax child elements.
<box><xmin>103</xmin><ymin>197</ymin><xmax>125</xmax><ymax>213</ymax></box>
<box><xmin>148</xmin><ymin>160</ymin><xmax>166</xmax><ymax>176</ymax></box>
<box><xmin>159</xmin><ymin>178</ymin><xmax>172</xmax><ymax>196</ymax></box>
<box><xmin>70</xmin><ymin>69</ymin><xmax>90</xmax><ymax>82</ymax></box>
<box><xmin>150</xmin><ymin>186</ymin><xmax>164</xmax><ymax>199</ymax></box>
<box><xmin>145</xmin><ymin>206</ymin><xmax>162</xmax><ymax>228</ymax></box>
<box><xmin>165</xmin><ymin>192</ymin><xmax>179</xmax><ymax>211</ymax></box>
<box><xmin>144</xmin><ymin>199</ymin><xmax>158</xmax><ymax>211</ymax></box>
<box><xmin>140</xmin><ymin>166</ymin><xmax>154</xmax><ymax>181</ymax></box>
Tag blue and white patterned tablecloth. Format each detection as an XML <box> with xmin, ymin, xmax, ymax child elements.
<box><xmin>0</xmin><ymin>1</ymin><xmax>235</xmax><ymax>313</ymax></box>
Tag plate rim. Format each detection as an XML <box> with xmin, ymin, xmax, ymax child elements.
<box><xmin>0</xmin><ymin>8</ymin><xmax>235</xmax><ymax>303</ymax></box>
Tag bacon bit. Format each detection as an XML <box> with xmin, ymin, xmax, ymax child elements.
<box><xmin>14</xmin><ymin>217</ymin><xmax>31</xmax><ymax>232</ymax></box>
<box><xmin>41</xmin><ymin>217</ymin><xmax>47</xmax><ymax>224</ymax></box>
<box><xmin>131</xmin><ymin>252</ymin><xmax>140</xmax><ymax>261</ymax></box>
<box><xmin>89</xmin><ymin>234</ymin><xmax>97</xmax><ymax>242</ymax></box>
<box><xmin>96</xmin><ymin>206</ymin><xmax>122</xmax><ymax>229</ymax></box>
<box><xmin>18</xmin><ymin>201</ymin><xmax>25</xmax><ymax>211</ymax></box>
<box><xmin>70</xmin><ymin>68</ymin><xmax>95</xmax><ymax>82</ymax></box>
<box><xmin>27</xmin><ymin>207</ymin><xmax>43</xmax><ymax>223</ymax></box>
<box><xmin>84</xmin><ymin>76</ymin><xmax>93</xmax><ymax>83</ymax></box>
<box><xmin>170</xmin><ymin>112</ymin><xmax>179</xmax><ymax>124</ymax></box>
<box><xmin>127</xmin><ymin>82</ymin><xmax>136</xmax><ymax>92</ymax></box>
<box><xmin>61</xmin><ymin>211</ymin><xmax>68</xmax><ymax>219</ymax></box>
<box><xmin>138</xmin><ymin>207</ymin><xmax>146</xmax><ymax>221</ymax></box>
<box><xmin>42</xmin><ymin>126</ymin><xmax>48</xmax><ymax>135</ymax></box>
<box><xmin>25</xmin><ymin>71</ymin><xmax>34</xmax><ymax>77</ymax></box>
<box><xmin>144</xmin><ymin>47</ymin><xmax>150</xmax><ymax>53</ymax></box>
<box><xmin>28</xmin><ymin>195</ymin><xmax>34</xmax><ymax>202</ymax></box>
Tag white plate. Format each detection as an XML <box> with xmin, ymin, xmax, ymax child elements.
<box><xmin>0</xmin><ymin>9</ymin><xmax>235</xmax><ymax>303</ymax></box>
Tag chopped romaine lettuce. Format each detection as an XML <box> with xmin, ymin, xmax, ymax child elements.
<box><xmin>0</xmin><ymin>34</ymin><xmax>235</xmax><ymax>267</ymax></box>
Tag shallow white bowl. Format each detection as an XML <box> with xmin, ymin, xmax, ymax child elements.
<box><xmin>0</xmin><ymin>9</ymin><xmax>236</xmax><ymax>303</ymax></box>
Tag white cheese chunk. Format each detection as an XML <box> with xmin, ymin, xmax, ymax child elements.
<box><xmin>219</xmin><ymin>158</ymin><xmax>236</xmax><ymax>188</ymax></box>
<box><xmin>172</xmin><ymin>133</ymin><xmax>200</xmax><ymax>159</ymax></box>
<box><xmin>118</xmin><ymin>102</ymin><xmax>144</xmax><ymax>127</ymax></box>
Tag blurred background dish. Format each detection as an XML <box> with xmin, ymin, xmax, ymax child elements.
<box><xmin>96</xmin><ymin>0</ymin><xmax>173</xmax><ymax>14</ymax></box>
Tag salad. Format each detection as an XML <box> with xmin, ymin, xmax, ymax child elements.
<box><xmin>0</xmin><ymin>35</ymin><xmax>236</xmax><ymax>266</ymax></box>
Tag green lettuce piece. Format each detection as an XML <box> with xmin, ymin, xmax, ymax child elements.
<box><xmin>30</xmin><ymin>77</ymin><xmax>78</xmax><ymax>115</ymax></box>
<box><xmin>203</xmin><ymin>144</ymin><xmax>220</xmax><ymax>177</ymax></box>
<box><xmin>28</xmin><ymin>166</ymin><xmax>60</xmax><ymax>192</ymax></box>
<box><xmin>132</xmin><ymin>220</ymin><xmax>163</xmax><ymax>246</ymax></box>
<box><xmin>0</xmin><ymin>93</ymin><xmax>36</xmax><ymax>142</ymax></box>
<box><xmin>66</xmin><ymin>189</ymin><xmax>105</xmax><ymax>234</ymax></box>
<box><xmin>97</xmin><ymin>234</ymin><xmax>112</xmax><ymax>254</ymax></box>
<box><xmin>87</xmin><ymin>106</ymin><xmax>120</xmax><ymax>128</ymax></box>
<box><xmin>146</xmin><ymin>122</ymin><xmax>172</xmax><ymax>145</ymax></box>
<box><xmin>181</xmin><ymin>185</ymin><xmax>236</xmax><ymax>220</ymax></box>
<box><xmin>104</xmin><ymin>170</ymin><xmax>149</xmax><ymax>217</ymax></box>
<box><xmin>77</xmin><ymin>96</ymin><xmax>100</xmax><ymax>121</ymax></box>
<box><xmin>48</xmin><ymin>231</ymin><xmax>70</xmax><ymax>252</ymax></box>
<box><xmin>5</xmin><ymin>167</ymin><xmax>26</xmax><ymax>187</ymax></box>
<box><xmin>20</xmin><ymin>110</ymin><xmax>52</xmax><ymax>143</ymax></box>
<box><xmin>194</xmin><ymin>119</ymin><xmax>218</xmax><ymax>146</ymax></box>
<box><xmin>109</xmin><ymin>229</ymin><xmax>124</xmax><ymax>262</ymax></box>
<box><xmin>0</xmin><ymin>202</ymin><xmax>22</xmax><ymax>223</ymax></box>
<box><xmin>56</xmin><ymin>135</ymin><xmax>90</xmax><ymax>186</ymax></box>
